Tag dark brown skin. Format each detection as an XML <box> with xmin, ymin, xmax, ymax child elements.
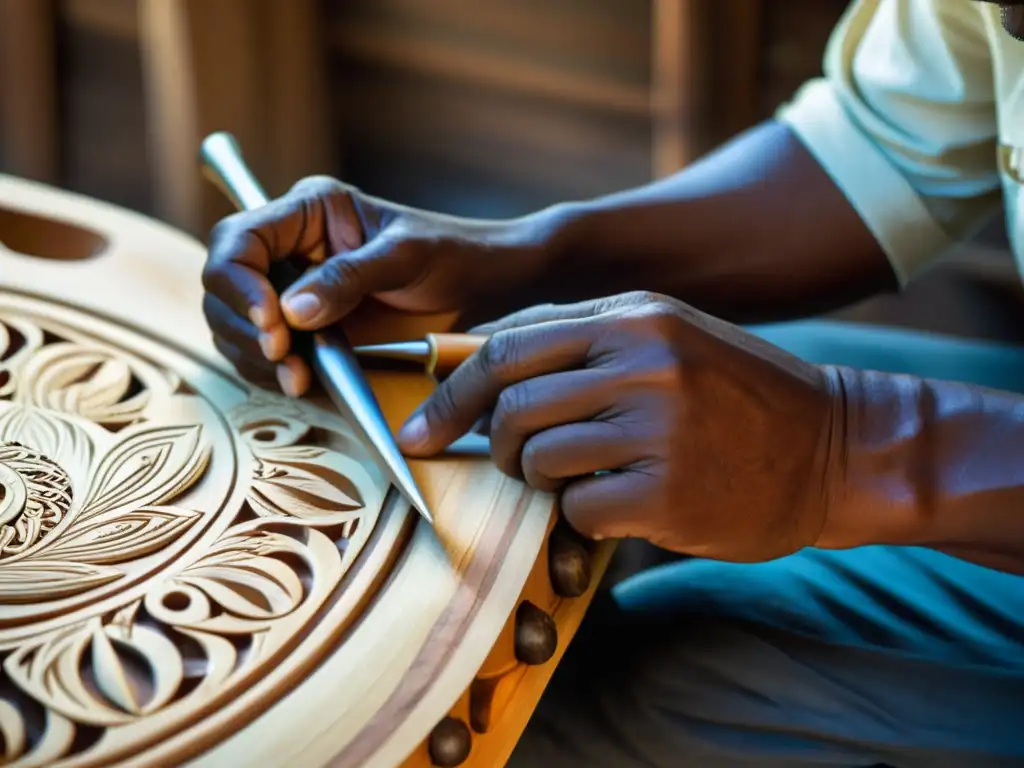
<box><xmin>996</xmin><ymin>1</ymin><xmax>1024</xmax><ymax>39</ymax></box>
<box><xmin>204</xmin><ymin>115</ymin><xmax>1024</xmax><ymax>572</ymax></box>
<box><xmin>203</xmin><ymin>122</ymin><xmax>891</xmax><ymax>394</ymax></box>
<box><xmin>400</xmin><ymin>292</ymin><xmax>836</xmax><ymax>563</ymax></box>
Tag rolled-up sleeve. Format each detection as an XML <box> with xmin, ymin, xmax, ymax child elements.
<box><xmin>777</xmin><ymin>0</ymin><xmax>1002</xmax><ymax>283</ymax></box>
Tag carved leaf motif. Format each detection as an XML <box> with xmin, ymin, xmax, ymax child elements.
<box><xmin>0</xmin><ymin>699</ymin><xmax>27</xmax><ymax>762</ymax></box>
<box><xmin>80</xmin><ymin>424</ymin><xmax>210</xmax><ymax>522</ymax></box>
<box><xmin>0</xmin><ymin>405</ymin><xmax>94</xmax><ymax>495</ymax></box>
<box><xmin>176</xmin><ymin>529</ymin><xmax>306</xmax><ymax>629</ymax></box>
<box><xmin>15</xmin><ymin>342</ymin><xmax>155</xmax><ymax>426</ymax></box>
<box><xmin>4</xmin><ymin>620</ymin><xmax>184</xmax><ymax>727</ymax></box>
<box><xmin>40</xmin><ymin>506</ymin><xmax>201</xmax><ymax>564</ymax></box>
<box><xmin>0</xmin><ymin>308</ymin><xmax>392</xmax><ymax>765</ymax></box>
<box><xmin>0</xmin><ymin>561</ymin><xmax>121</xmax><ymax>603</ymax></box>
<box><xmin>90</xmin><ymin>624</ymin><xmax>183</xmax><ymax>716</ymax></box>
<box><xmin>250</xmin><ymin>445</ymin><xmax>364</xmax><ymax>519</ymax></box>
<box><xmin>0</xmin><ymin>319</ymin><xmax>44</xmax><ymax>399</ymax></box>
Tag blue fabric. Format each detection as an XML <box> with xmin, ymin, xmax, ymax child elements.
<box><xmin>510</xmin><ymin>321</ymin><xmax>1024</xmax><ymax>767</ymax></box>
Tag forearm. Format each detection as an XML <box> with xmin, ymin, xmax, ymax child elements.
<box><xmin>529</xmin><ymin>120</ymin><xmax>896</xmax><ymax>323</ymax></box>
<box><xmin>820</xmin><ymin>367</ymin><xmax>1024</xmax><ymax>573</ymax></box>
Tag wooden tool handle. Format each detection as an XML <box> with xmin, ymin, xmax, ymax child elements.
<box><xmin>427</xmin><ymin>333</ymin><xmax>488</xmax><ymax>379</ymax></box>
<box><xmin>199</xmin><ymin>131</ymin><xmax>269</xmax><ymax>211</ymax></box>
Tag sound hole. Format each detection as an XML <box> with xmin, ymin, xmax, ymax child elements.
<box><xmin>0</xmin><ymin>204</ymin><xmax>109</xmax><ymax>261</ymax></box>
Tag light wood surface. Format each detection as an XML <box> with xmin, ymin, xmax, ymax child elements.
<box><xmin>0</xmin><ymin>174</ymin><xmax>613</xmax><ymax>766</ymax></box>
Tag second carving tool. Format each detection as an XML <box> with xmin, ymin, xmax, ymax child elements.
<box><xmin>199</xmin><ymin>131</ymin><xmax>433</xmax><ymax>525</ymax></box>
<box><xmin>354</xmin><ymin>333</ymin><xmax>487</xmax><ymax>380</ymax></box>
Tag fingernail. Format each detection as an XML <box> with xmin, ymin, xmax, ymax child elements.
<box><xmin>398</xmin><ymin>413</ymin><xmax>429</xmax><ymax>449</ymax></box>
<box><xmin>249</xmin><ymin>306</ymin><xmax>267</xmax><ymax>330</ymax></box>
<box><xmin>259</xmin><ymin>331</ymin><xmax>284</xmax><ymax>361</ymax></box>
<box><xmin>282</xmin><ymin>293</ymin><xmax>323</xmax><ymax>325</ymax></box>
<box><xmin>277</xmin><ymin>364</ymin><xmax>298</xmax><ymax>397</ymax></box>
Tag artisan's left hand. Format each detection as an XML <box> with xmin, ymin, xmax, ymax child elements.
<box><xmin>397</xmin><ymin>292</ymin><xmax>841</xmax><ymax>562</ymax></box>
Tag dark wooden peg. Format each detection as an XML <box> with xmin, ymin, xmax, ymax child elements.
<box><xmin>514</xmin><ymin>601</ymin><xmax>558</xmax><ymax>665</ymax></box>
<box><xmin>548</xmin><ymin>532</ymin><xmax>592</xmax><ymax>598</ymax></box>
<box><xmin>428</xmin><ymin>717</ymin><xmax>472</xmax><ymax>766</ymax></box>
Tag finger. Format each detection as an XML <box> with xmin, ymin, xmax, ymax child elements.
<box><xmin>204</xmin><ymin>189</ymin><xmax>345</xmax><ymax>331</ymax></box>
<box><xmin>397</xmin><ymin>318</ymin><xmax>598</xmax><ymax>456</ymax></box>
<box><xmin>279</xmin><ymin>230</ymin><xmax>427</xmax><ymax>330</ymax></box>
<box><xmin>275</xmin><ymin>354</ymin><xmax>313</xmax><ymax>398</ymax></box>
<box><xmin>287</xmin><ymin>175</ymin><xmax>369</xmax><ymax>261</ymax></box>
<box><xmin>202</xmin><ymin>251</ymin><xmax>282</xmax><ymax>333</ymax></box>
<box><xmin>488</xmin><ymin>369</ymin><xmax>620</xmax><ymax>479</ymax></box>
<box><xmin>561</xmin><ymin>470</ymin><xmax>657</xmax><ymax>541</ymax></box>
<box><xmin>204</xmin><ymin>293</ymin><xmax>290</xmax><ymax>363</ymax></box>
<box><xmin>212</xmin><ymin>335</ymin><xmax>277</xmax><ymax>386</ymax></box>
<box><xmin>470</xmin><ymin>292</ymin><xmax>651</xmax><ymax>334</ymax></box>
<box><xmin>519</xmin><ymin>421</ymin><xmax>642</xmax><ymax>492</ymax></box>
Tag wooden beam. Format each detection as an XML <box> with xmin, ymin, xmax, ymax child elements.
<box><xmin>0</xmin><ymin>0</ymin><xmax>59</xmax><ymax>183</ymax></box>
<box><xmin>139</xmin><ymin>0</ymin><xmax>332</xmax><ymax>235</ymax></box>
<box><xmin>262</xmin><ymin>0</ymin><xmax>335</xmax><ymax>191</ymax></box>
<box><xmin>650</xmin><ymin>0</ymin><xmax>705</xmax><ymax>178</ymax></box>
<box><xmin>137</xmin><ymin>0</ymin><xmax>204</xmax><ymax>233</ymax></box>
<box><xmin>717</xmin><ymin>0</ymin><xmax>765</xmax><ymax>139</ymax></box>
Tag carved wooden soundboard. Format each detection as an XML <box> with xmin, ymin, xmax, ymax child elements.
<box><xmin>0</xmin><ymin>174</ymin><xmax>614</xmax><ymax>767</ymax></box>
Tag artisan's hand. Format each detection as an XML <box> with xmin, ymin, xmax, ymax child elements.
<box><xmin>203</xmin><ymin>176</ymin><xmax>551</xmax><ymax>395</ymax></box>
<box><xmin>398</xmin><ymin>292</ymin><xmax>840</xmax><ymax>561</ymax></box>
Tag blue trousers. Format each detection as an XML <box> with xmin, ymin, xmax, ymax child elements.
<box><xmin>510</xmin><ymin>321</ymin><xmax>1024</xmax><ymax>768</ymax></box>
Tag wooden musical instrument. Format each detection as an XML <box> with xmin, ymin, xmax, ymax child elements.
<box><xmin>0</xmin><ymin>173</ymin><xmax>614</xmax><ymax>767</ymax></box>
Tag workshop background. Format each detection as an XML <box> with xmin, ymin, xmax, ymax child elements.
<box><xmin>2</xmin><ymin>0</ymin><xmax>1023</xmax><ymax>344</ymax></box>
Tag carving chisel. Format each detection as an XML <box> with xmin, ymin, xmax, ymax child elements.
<box><xmin>199</xmin><ymin>131</ymin><xmax>433</xmax><ymax>525</ymax></box>
<box><xmin>354</xmin><ymin>333</ymin><xmax>487</xmax><ymax>381</ymax></box>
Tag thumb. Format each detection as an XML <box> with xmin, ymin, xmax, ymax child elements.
<box><xmin>278</xmin><ymin>230</ymin><xmax>425</xmax><ymax>330</ymax></box>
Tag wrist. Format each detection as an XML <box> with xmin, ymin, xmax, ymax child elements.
<box><xmin>813</xmin><ymin>366</ymin><xmax>928</xmax><ymax>550</ymax></box>
<box><xmin>508</xmin><ymin>201</ymin><xmax>581</xmax><ymax>273</ymax></box>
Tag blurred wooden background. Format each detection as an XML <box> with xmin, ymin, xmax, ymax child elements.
<box><xmin>0</xmin><ymin>0</ymin><xmax>849</xmax><ymax>234</ymax></box>
<box><xmin>7</xmin><ymin>0</ymin><xmax>1024</xmax><ymax>582</ymax></box>
<box><xmin>4</xmin><ymin>0</ymin><xmax>1024</xmax><ymax>348</ymax></box>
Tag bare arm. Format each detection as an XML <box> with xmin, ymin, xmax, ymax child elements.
<box><xmin>531</xmin><ymin>120</ymin><xmax>896</xmax><ymax>323</ymax></box>
<box><xmin>821</xmin><ymin>368</ymin><xmax>1024</xmax><ymax>574</ymax></box>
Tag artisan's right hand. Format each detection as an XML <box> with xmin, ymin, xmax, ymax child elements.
<box><xmin>203</xmin><ymin>176</ymin><xmax>553</xmax><ymax>396</ymax></box>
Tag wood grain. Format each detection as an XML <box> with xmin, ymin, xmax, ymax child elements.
<box><xmin>0</xmin><ymin>174</ymin><xmax>613</xmax><ymax>766</ymax></box>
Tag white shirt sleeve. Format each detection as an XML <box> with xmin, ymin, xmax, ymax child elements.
<box><xmin>777</xmin><ymin>0</ymin><xmax>1003</xmax><ymax>283</ymax></box>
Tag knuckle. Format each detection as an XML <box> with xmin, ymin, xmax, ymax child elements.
<box><xmin>519</xmin><ymin>436</ymin><xmax>546</xmax><ymax>478</ymax></box>
<box><xmin>627</xmin><ymin>299</ymin><xmax>676</xmax><ymax>327</ymax></box>
<box><xmin>613</xmin><ymin>300</ymin><xmax>682</xmax><ymax>349</ymax></box>
<box><xmin>288</xmin><ymin>174</ymin><xmax>348</xmax><ymax>200</ymax></box>
<box><xmin>201</xmin><ymin>292</ymin><xmax>219</xmax><ymax>322</ymax></box>
<box><xmin>624</xmin><ymin>354</ymin><xmax>688</xmax><ymax>393</ymax></box>
<box><xmin>491</xmin><ymin>384</ymin><xmax>531</xmax><ymax>434</ymax></box>
<box><xmin>208</xmin><ymin>212</ymin><xmax>241</xmax><ymax>247</ymax></box>
<box><xmin>319</xmin><ymin>253</ymin><xmax>362</xmax><ymax>290</ymax></box>
<box><xmin>478</xmin><ymin>330</ymin><xmax>520</xmax><ymax>381</ymax></box>
<box><xmin>423</xmin><ymin>381</ymin><xmax>459</xmax><ymax>426</ymax></box>
<box><xmin>619</xmin><ymin>290</ymin><xmax>663</xmax><ymax>308</ymax></box>
<box><xmin>200</xmin><ymin>261</ymin><xmax>228</xmax><ymax>294</ymax></box>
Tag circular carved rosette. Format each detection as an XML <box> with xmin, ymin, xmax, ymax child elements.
<box><xmin>0</xmin><ymin>300</ymin><xmax>393</xmax><ymax>767</ymax></box>
<box><xmin>0</xmin><ymin>442</ymin><xmax>73</xmax><ymax>554</ymax></box>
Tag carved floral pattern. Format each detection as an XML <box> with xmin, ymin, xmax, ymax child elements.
<box><xmin>0</xmin><ymin>309</ymin><xmax>388</xmax><ymax>766</ymax></box>
<box><xmin>0</xmin><ymin>442</ymin><xmax>73</xmax><ymax>557</ymax></box>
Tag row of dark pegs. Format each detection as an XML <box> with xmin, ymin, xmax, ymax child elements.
<box><xmin>428</xmin><ymin>523</ymin><xmax>596</xmax><ymax>767</ymax></box>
